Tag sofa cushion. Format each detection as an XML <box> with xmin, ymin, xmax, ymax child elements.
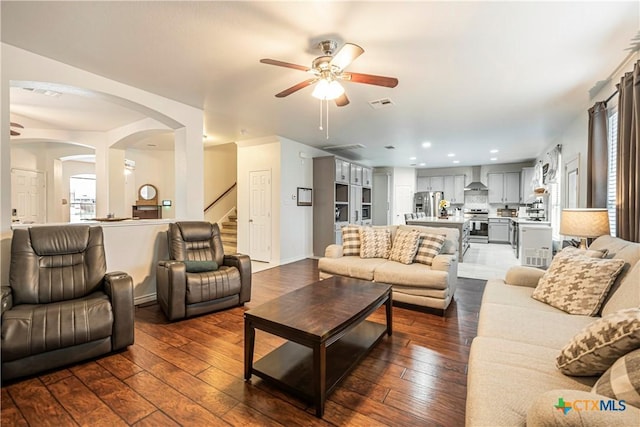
<box><xmin>481</xmin><ymin>279</ymin><xmax>564</xmax><ymax>313</ymax></box>
<box><xmin>531</xmin><ymin>253</ymin><xmax>625</xmax><ymax>316</ymax></box>
<box><xmin>466</xmin><ymin>337</ymin><xmax>596</xmax><ymax>427</ymax></box>
<box><xmin>592</xmin><ymin>348</ymin><xmax>640</xmax><ymax>408</ymax></box>
<box><xmin>388</xmin><ymin>229</ymin><xmax>421</xmax><ymax>264</ymax></box>
<box><xmin>556</xmin><ymin>307</ymin><xmax>640</xmax><ymax>376</ymax></box>
<box><xmin>414</xmin><ymin>233</ymin><xmax>446</xmax><ymax>266</ymax></box>
<box><xmin>341</xmin><ymin>225</ymin><xmax>361</xmax><ymax>256</ymax></box>
<box><xmin>359</xmin><ymin>227</ymin><xmax>391</xmax><ymax>259</ymax></box>
<box><xmin>602</xmin><ymin>262</ymin><xmax>640</xmax><ymax>317</ymax></box>
<box><xmin>318</xmin><ymin>256</ymin><xmax>388</xmax><ymax>281</ymax></box>
<box><xmin>478</xmin><ymin>302</ymin><xmax>595</xmax><ymax>350</ymax></box>
<box><xmin>373</xmin><ymin>261</ymin><xmax>449</xmax><ymax>290</ymax></box>
<box><xmin>560</xmin><ymin>246</ymin><xmax>609</xmax><ymax>258</ymax></box>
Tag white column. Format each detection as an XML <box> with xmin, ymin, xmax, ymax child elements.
<box><xmin>174</xmin><ymin>122</ymin><xmax>204</xmax><ymax>219</ymax></box>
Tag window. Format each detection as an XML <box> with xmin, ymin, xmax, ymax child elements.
<box><xmin>70</xmin><ymin>175</ymin><xmax>96</xmax><ymax>222</ymax></box>
<box><xmin>607</xmin><ymin>109</ymin><xmax>618</xmax><ymax>236</ymax></box>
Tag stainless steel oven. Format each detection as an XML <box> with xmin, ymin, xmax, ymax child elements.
<box><xmin>464</xmin><ymin>209</ymin><xmax>489</xmax><ymax>243</ymax></box>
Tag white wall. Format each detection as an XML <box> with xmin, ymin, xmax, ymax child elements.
<box><xmin>204</xmin><ymin>143</ymin><xmax>237</xmax><ymax>224</ymax></box>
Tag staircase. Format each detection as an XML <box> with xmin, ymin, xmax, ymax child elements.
<box><xmin>220</xmin><ymin>209</ymin><xmax>237</xmax><ymax>254</ymax></box>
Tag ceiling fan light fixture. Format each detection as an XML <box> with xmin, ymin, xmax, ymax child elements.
<box><xmin>312</xmin><ymin>79</ymin><xmax>345</xmax><ymax>100</ymax></box>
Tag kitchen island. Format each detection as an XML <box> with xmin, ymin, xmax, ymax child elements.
<box><xmin>406</xmin><ymin>216</ymin><xmax>470</xmax><ymax>261</ymax></box>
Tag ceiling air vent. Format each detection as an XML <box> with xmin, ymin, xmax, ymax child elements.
<box><xmin>322</xmin><ymin>144</ymin><xmax>366</xmax><ymax>151</ymax></box>
<box><xmin>368</xmin><ymin>98</ymin><xmax>395</xmax><ymax>110</ymax></box>
<box><xmin>384</xmin><ymin>145</ymin><xmax>395</xmax><ymax>150</ymax></box>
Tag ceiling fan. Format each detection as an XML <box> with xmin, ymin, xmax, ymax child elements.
<box><xmin>10</xmin><ymin>122</ymin><xmax>24</xmax><ymax>136</ymax></box>
<box><xmin>260</xmin><ymin>40</ymin><xmax>398</xmax><ymax>107</ymax></box>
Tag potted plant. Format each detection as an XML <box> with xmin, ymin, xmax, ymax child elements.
<box><xmin>439</xmin><ymin>199</ymin><xmax>450</xmax><ymax>218</ymax></box>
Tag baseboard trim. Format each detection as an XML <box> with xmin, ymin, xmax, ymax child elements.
<box><xmin>134</xmin><ymin>293</ymin><xmax>157</xmax><ymax>306</ymax></box>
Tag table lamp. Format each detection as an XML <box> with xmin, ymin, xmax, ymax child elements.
<box><xmin>560</xmin><ymin>208</ymin><xmax>610</xmax><ymax>249</ymax></box>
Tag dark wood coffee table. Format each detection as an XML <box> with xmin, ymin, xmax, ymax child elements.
<box><xmin>244</xmin><ymin>276</ymin><xmax>392</xmax><ymax>417</ymax></box>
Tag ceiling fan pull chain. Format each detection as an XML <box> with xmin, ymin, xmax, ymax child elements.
<box><xmin>319</xmin><ymin>99</ymin><xmax>323</xmax><ymax>130</ymax></box>
<box><xmin>326</xmin><ymin>99</ymin><xmax>330</xmax><ymax>139</ymax></box>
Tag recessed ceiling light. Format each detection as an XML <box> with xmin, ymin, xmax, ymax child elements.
<box><xmin>490</xmin><ymin>157</ymin><xmax>498</xmax><ymax>161</ymax></box>
<box><xmin>419</xmin><ymin>162</ymin><xmax>426</xmax><ymax>166</ymax></box>
<box><xmin>453</xmin><ymin>160</ymin><xmax>460</xmax><ymax>164</ymax></box>
<box><xmin>384</xmin><ymin>145</ymin><xmax>396</xmax><ymax>150</ymax></box>
<box><xmin>409</xmin><ymin>156</ymin><xmax>417</xmax><ymax>160</ymax></box>
<box><xmin>447</xmin><ymin>153</ymin><xmax>455</xmax><ymax>157</ymax></box>
<box><xmin>490</xmin><ymin>149</ymin><xmax>499</xmax><ymax>154</ymax></box>
<box><xmin>422</xmin><ymin>142</ymin><xmax>432</xmax><ymax>148</ymax></box>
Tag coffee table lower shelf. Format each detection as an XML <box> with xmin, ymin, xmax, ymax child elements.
<box><xmin>252</xmin><ymin>320</ymin><xmax>387</xmax><ymax>403</ymax></box>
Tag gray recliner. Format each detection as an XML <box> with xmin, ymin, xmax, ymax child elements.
<box><xmin>1</xmin><ymin>225</ymin><xmax>134</xmax><ymax>381</ymax></box>
<box><xmin>156</xmin><ymin>221</ymin><xmax>251</xmax><ymax>321</ymax></box>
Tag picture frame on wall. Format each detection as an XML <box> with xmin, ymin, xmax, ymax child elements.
<box><xmin>297</xmin><ymin>187</ymin><xmax>312</xmax><ymax>206</ymax></box>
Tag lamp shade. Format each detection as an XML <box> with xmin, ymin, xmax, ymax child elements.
<box><xmin>560</xmin><ymin>209</ymin><xmax>610</xmax><ymax>238</ymax></box>
<box><xmin>312</xmin><ymin>79</ymin><xmax>345</xmax><ymax>100</ymax></box>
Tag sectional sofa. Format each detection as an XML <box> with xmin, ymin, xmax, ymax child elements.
<box><xmin>318</xmin><ymin>224</ymin><xmax>459</xmax><ymax>313</ymax></box>
<box><xmin>466</xmin><ymin>235</ymin><xmax>640</xmax><ymax>426</ymax></box>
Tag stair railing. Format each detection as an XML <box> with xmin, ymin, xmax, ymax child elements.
<box><xmin>204</xmin><ymin>182</ymin><xmax>237</xmax><ymax>213</ymax></box>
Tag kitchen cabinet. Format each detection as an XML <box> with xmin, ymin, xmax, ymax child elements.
<box><xmin>335</xmin><ymin>158</ymin><xmax>350</xmax><ymax>184</ymax></box>
<box><xmin>350</xmin><ymin>184</ymin><xmax>362</xmax><ymax>224</ymax></box>
<box><xmin>489</xmin><ymin>218</ymin><xmax>510</xmax><ymax>243</ymax></box>
<box><xmin>443</xmin><ymin>175</ymin><xmax>466</xmax><ymax>204</ymax></box>
<box><xmin>488</xmin><ymin>172</ymin><xmax>520</xmax><ymax>204</ymax></box>
<box><xmin>362</xmin><ymin>167</ymin><xmax>373</xmax><ymax>187</ymax></box>
<box><xmin>416</xmin><ymin>175</ymin><xmax>444</xmax><ymax>192</ymax></box>
<box><xmin>350</xmin><ymin>164</ymin><xmax>362</xmax><ymax>185</ymax></box>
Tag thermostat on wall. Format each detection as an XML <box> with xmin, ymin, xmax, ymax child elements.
<box><xmin>162</xmin><ymin>200</ymin><xmax>172</xmax><ymax>206</ymax></box>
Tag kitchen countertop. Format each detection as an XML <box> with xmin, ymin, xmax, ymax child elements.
<box><xmin>407</xmin><ymin>216</ymin><xmax>469</xmax><ymax>224</ymax></box>
<box><xmin>487</xmin><ymin>216</ymin><xmax>551</xmax><ymax>225</ymax></box>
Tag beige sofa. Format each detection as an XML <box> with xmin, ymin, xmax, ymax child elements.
<box><xmin>466</xmin><ymin>235</ymin><xmax>640</xmax><ymax>426</ymax></box>
<box><xmin>318</xmin><ymin>224</ymin><xmax>459</xmax><ymax>313</ymax></box>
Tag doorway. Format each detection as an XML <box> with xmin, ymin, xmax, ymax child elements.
<box><xmin>249</xmin><ymin>170</ymin><xmax>272</xmax><ymax>262</ymax></box>
<box><xmin>11</xmin><ymin>169</ymin><xmax>45</xmax><ymax>224</ymax></box>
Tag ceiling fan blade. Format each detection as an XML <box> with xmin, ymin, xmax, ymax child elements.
<box><xmin>10</xmin><ymin>130</ymin><xmax>20</xmax><ymax>136</ymax></box>
<box><xmin>260</xmin><ymin>58</ymin><xmax>310</xmax><ymax>72</ymax></box>
<box><xmin>344</xmin><ymin>72</ymin><xmax>398</xmax><ymax>88</ymax></box>
<box><xmin>275</xmin><ymin>78</ymin><xmax>318</xmax><ymax>98</ymax></box>
<box><xmin>330</xmin><ymin>43</ymin><xmax>364</xmax><ymax>71</ymax></box>
<box><xmin>335</xmin><ymin>93</ymin><xmax>350</xmax><ymax>107</ymax></box>
<box><xmin>10</xmin><ymin>122</ymin><xmax>24</xmax><ymax>129</ymax></box>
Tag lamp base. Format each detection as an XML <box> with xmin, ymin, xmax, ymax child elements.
<box><xmin>578</xmin><ymin>238</ymin><xmax>588</xmax><ymax>250</ymax></box>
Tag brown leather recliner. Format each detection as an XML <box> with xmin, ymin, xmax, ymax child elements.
<box><xmin>156</xmin><ymin>221</ymin><xmax>251</xmax><ymax>321</ymax></box>
<box><xmin>1</xmin><ymin>225</ymin><xmax>134</xmax><ymax>381</ymax></box>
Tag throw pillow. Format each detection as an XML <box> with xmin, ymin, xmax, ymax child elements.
<box><xmin>342</xmin><ymin>225</ymin><xmax>361</xmax><ymax>256</ymax></box>
<box><xmin>556</xmin><ymin>307</ymin><xmax>640</xmax><ymax>376</ymax></box>
<box><xmin>184</xmin><ymin>260</ymin><xmax>219</xmax><ymax>273</ymax></box>
<box><xmin>388</xmin><ymin>229</ymin><xmax>421</xmax><ymax>265</ymax></box>
<box><xmin>360</xmin><ymin>227</ymin><xmax>391</xmax><ymax>259</ymax></box>
<box><xmin>531</xmin><ymin>253</ymin><xmax>625</xmax><ymax>316</ymax></box>
<box><xmin>560</xmin><ymin>246</ymin><xmax>608</xmax><ymax>259</ymax></box>
<box><xmin>592</xmin><ymin>348</ymin><xmax>640</xmax><ymax>408</ymax></box>
<box><xmin>414</xmin><ymin>233</ymin><xmax>447</xmax><ymax>266</ymax></box>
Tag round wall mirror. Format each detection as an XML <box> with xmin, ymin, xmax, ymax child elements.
<box><xmin>139</xmin><ymin>184</ymin><xmax>157</xmax><ymax>201</ymax></box>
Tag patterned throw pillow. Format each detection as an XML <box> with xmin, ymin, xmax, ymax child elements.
<box><xmin>388</xmin><ymin>229</ymin><xmax>421</xmax><ymax>264</ymax></box>
<box><xmin>531</xmin><ymin>253</ymin><xmax>625</xmax><ymax>316</ymax></box>
<box><xmin>342</xmin><ymin>225</ymin><xmax>361</xmax><ymax>256</ymax></box>
<box><xmin>560</xmin><ymin>246</ymin><xmax>608</xmax><ymax>259</ymax></box>
<box><xmin>556</xmin><ymin>307</ymin><xmax>640</xmax><ymax>376</ymax></box>
<box><xmin>359</xmin><ymin>227</ymin><xmax>391</xmax><ymax>259</ymax></box>
<box><xmin>414</xmin><ymin>233</ymin><xmax>447</xmax><ymax>266</ymax></box>
<box><xmin>592</xmin><ymin>348</ymin><xmax>640</xmax><ymax>408</ymax></box>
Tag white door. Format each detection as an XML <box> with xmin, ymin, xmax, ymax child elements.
<box><xmin>249</xmin><ymin>170</ymin><xmax>272</xmax><ymax>262</ymax></box>
<box><xmin>350</xmin><ymin>185</ymin><xmax>362</xmax><ymax>224</ymax></box>
<box><xmin>372</xmin><ymin>173</ymin><xmax>390</xmax><ymax>225</ymax></box>
<box><xmin>11</xmin><ymin>169</ymin><xmax>46</xmax><ymax>224</ymax></box>
<box><xmin>394</xmin><ymin>184</ymin><xmax>414</xmax><ymax>225</ymax></box>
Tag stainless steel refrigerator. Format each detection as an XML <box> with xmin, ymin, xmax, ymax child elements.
<box><xmin>414</xmin><ymin>191</ymin><xmax>443</xmax><ymax>217</ymax></box>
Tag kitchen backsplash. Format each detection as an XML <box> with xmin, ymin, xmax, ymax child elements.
<box><xmin>464</xmin><ymin>193</ymin><xmax>488</xmax><ymax>210</ymax></box>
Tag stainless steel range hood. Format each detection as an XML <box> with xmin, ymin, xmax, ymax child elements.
<box><xmin>464</xmin><ymin>166</ymin><xmax>489</xmax><ymax>191</ymax></box>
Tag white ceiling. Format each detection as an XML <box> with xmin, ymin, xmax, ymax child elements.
<box><xmin>3</xmin><ymin>1</ymin><xmax>638</xmax><ymax>167</ymax></box>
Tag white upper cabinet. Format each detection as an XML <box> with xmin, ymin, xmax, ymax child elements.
<box><xmin>350</xmin><ymin>164</ymin><xmax>363</xmax><ymax>185</ymax></box>
<box><xmin>488</xmin><ymin>172</ymin><xmax>520</xmax><ymax>204</ymax></box>
<box><xmin>362</xmin><ymin>167</ymin><xmax>373</xmax><ymax>187</ymax></box>
<box><xmin>335</xmin><ymin>159</ymin><xmax>350</xmax><ymax>183</ymax></box>
<box><xmin>417</xmin><ymin>176</ymin><xmax>445</xmax><ymax>192</ymax></box>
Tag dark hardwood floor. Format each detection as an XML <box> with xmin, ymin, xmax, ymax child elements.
<box><xmin>1</xmin><ymin>259</ymin><xmax>485</xmax><ymax>426</ymax></box>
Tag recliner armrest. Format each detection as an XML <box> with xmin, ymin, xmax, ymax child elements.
<box><xmin>156</xmin><ymin>261</ymin><xmax>187</xmax><ymax>321</ymax></box>
<box><xmin>104</xmin><ymin>271</ymin><xmax>134</xmax><ymax>350</ymax></box>
<box><xmin>224</xmin><ymin>254</ymin><xmax>252</xmax><ymax>303</ymax></box>
<box><xmin>505</xmin><ymin>266</ymin><xmax>545</xmax><ymax>288</ymax></box>
<box><xmin>1</xmin><ymin>285</ymin><xmax>13</xmax><ymax>316</ymax></box>
<box><xmin>325</xmin><ymin>244</ymin><xmax>343</xmax><ymax>258</ymax></box>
